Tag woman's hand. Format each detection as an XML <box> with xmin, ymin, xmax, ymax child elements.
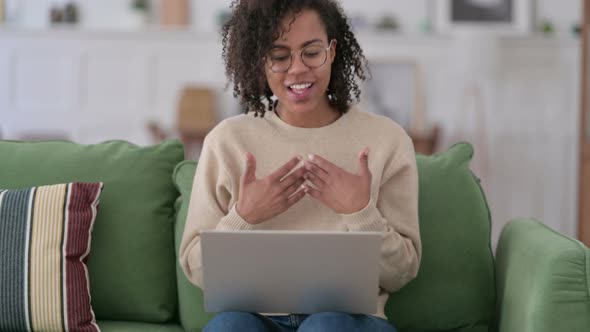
<box><xmin>302</xmin><ymin>147</ymin><xmax>371</xmax><ymax>214</ymax></box>
<box><xmin>236</xmin><ymin>153</ymin><xmax>307</xmax><ymax>225</ymax></box>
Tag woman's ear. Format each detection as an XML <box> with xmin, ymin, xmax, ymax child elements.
<box><xmin>329</xmin><ymin>39</ymin><xmax>337</xmax><ymax>63</ymax></box>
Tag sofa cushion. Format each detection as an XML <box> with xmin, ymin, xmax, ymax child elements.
<box><xmin>0</xmin><ymin>140</ymin><xmax>185</xmax><ymax>323</ymax></box>
<box><xmin>173</xmin><ymin>160</ymin><xmax>215</xmax><ymax>332</ymax></box>
<box><xmin>385</xmin><ymin>142</ymin><xmax>495</xmax><ymax>331</ymax></box>
<box><xmin>0</xmin><ymin>182</ymin><xmax>103</xmax><ymax>332</ymax></box>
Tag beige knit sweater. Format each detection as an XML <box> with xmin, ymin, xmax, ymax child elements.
<box><xmin>179</xmin><ymin>106</ymin><xmax>421</xmax><ymax>320</ymax></box>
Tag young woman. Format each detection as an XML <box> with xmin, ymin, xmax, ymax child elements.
<box><xmin>179</xmin><ymin>0</ymin><xmax>421</xmax><ymax>331</ymax></box>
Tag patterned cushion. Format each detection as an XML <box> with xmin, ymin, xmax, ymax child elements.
<box><xmin>0</xmin><ymin>182</ymin><xmax>103</xmax><ymax>332</ymax></box>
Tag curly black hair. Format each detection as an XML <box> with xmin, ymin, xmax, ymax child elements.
<box><xmin>221</xmin><ymin>0</ymin><xmax>369</xmax><ymax>117</ymax></box>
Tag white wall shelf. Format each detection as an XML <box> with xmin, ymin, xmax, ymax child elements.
<box><xmin>0</xmin><ymin>28</ymin><xmax>581</xmax><ymax>247</ymax></box>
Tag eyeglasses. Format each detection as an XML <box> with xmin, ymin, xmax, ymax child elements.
<box><xmin>266</xmin><ymin>40</ymin><xmax>334</xmax><ymax>73</ymax></box>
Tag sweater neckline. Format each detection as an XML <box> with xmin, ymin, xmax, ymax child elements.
<box><xmin>264</xmin><ymin>106</ymin><xmax>355</xmax><ymax>140</ymax></box>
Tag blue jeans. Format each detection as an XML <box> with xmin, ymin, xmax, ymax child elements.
<box><xmin>203</xmin><ymin>311</ymin><xmax>398</xmax><ymax>332</ymax></box>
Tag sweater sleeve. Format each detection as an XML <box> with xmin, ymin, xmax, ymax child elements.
<box><xmin>341</xmin><ymin>132</ymin><xmax>421</xmax><ymax>293</ymax></box>
<box><xmin>179</xmin><ymin>137</ymin><xmax>254</xmax><ymax>288</ymax></box>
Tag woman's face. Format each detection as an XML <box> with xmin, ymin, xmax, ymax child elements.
<box><xmin>264</xmin><ymin>9</ymin><xmax>336</xmax><ymax>116</ymax></box>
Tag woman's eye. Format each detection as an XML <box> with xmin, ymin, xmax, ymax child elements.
<box><xmin>272</xmin><ymin>56</ymin><xmax>290</xmax><ymax>62</ymax></box>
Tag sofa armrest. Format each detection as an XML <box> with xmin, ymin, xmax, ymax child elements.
<box><xmin>495</xmin><ymin>218</ymin><xmax>590</xmax><ymax>332</ymax></box>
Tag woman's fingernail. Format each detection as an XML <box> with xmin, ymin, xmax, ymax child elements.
<box><xmin>308</xmin><ymin>154</ymin><xmax>314</xmax><ymax>161</ymax></box>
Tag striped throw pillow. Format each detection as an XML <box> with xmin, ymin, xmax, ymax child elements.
<box><xmin>0</xmin><ymin>182</ymin><xmax>103</xmax><ymax>332</ymax></box>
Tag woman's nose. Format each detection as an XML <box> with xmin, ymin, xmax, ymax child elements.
<box><xmin>288</xmin><ymin>53</ymin><xmax>309</xmax><ymax>75</ymax></box>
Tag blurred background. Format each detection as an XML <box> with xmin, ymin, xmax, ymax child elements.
<box><xmin>0</xmin><ymin>0</ymin><xmax>587</xmax><ymax>247</ymax></box>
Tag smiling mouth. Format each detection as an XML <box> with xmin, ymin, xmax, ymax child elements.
<box><xmin>288</xmin><ymin>83</ymin><xmax>314</xmax><ymax>95</ymax></box>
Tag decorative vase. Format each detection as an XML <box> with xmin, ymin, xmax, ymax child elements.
<box><xmin>160</xmin><ymin>0</ymin><xmax>189</xmax><ymax>27</ymax></box>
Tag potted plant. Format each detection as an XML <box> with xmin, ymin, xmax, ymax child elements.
<box><xmin>129</xmin><ymin>0</ymin><xmax>150</xmax><ymax>27</ymax></box>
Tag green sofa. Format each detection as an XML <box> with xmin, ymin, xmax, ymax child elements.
<box><xmin>0</xmin><ymin>139</ymin><xmax>588</xmax><ymax>332</ymax></box>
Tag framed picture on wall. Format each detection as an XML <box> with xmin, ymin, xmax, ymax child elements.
<box><xmin>361</xmin><ymin>60</ymin><xmax>424</xmax><ymax>132</ymax></box>
<box><xmin>435</xmin><ymin>0</ymin><xmax>531</xmax><ymax>34</ymax></box>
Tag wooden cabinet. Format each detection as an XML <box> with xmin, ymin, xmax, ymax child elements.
<box><xmin>579</xmin><ymin>0</ymin><xmax>590</xmax><ymax>246</ymax></box>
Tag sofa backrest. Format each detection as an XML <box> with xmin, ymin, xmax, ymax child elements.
<box><xmin>172</xmin><ymin>142</ymin><xmax>496</xmax><ymax>332</ymax></box>
<box><xmin>173</xmin><ymin>161</ymin><xmax>215</xmax><ymax>332</ymax></box>
<box><xmin>386</xmin><ymin>142</ymin><xmax>496</xmax><ymax>332</ymax></box>
<box><xmin>0</xmin><ymin>140</ymin><xmax>185</xmax><ymax>323</ymax></box>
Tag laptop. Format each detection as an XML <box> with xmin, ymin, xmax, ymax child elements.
<box><xmin>200</xmin><ymin>230</ymin><xmax>381</xmax><ymax>315</ymax></box>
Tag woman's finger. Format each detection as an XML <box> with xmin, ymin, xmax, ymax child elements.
<box><xmin>305</xmin><ymin>161</ymin><xmax>329</xmax><ymax>183</ymax></box>
<box><xmin>279</xmin><ymin>167</ymin><xmax>305</xmax><ymax>191</ymax></box>
<box><xmin>304</xmin><ymin>171</ymin><xmax>325</xmax><ymax>190</ymax></box>
<box><xmin>286</xmin><ymin>188</ymin><xmax>306</xmax><ymax>207</ymax></box>
<box><xmin>270</xmin><ymin>155</ymin><xmax>303</xmax><ymax>182</ymax></box>
<box><xmin>284</xmin><ymin>179</ymin><xmax>306</xmax><ymax>198</ymax></box>
<box><xmin>302</xmin><ymin>184</ymin><xmax>322</xmax><ymax>201</ymax></box>
<box><xmin>308</xmin><ymin>154</ymin><xmax>338</xmax><ymax>174</ymax></box>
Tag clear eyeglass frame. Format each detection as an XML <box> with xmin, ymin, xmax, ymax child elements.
<box><xmin>266</xmin><ymin>40</ymin><xmax>335</xmax><ymax>73</ymax></box>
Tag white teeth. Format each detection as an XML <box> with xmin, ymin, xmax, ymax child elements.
<box><xmin>290</xmin><ymin>83</ymin><xmax>312</xmax><ymax>90</ymax></box>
